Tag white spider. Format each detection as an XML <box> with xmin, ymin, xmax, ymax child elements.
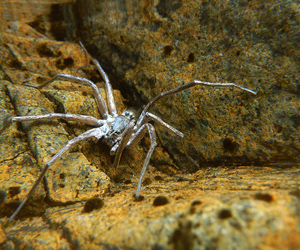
<box><xmin>7</xmin><ymin>42</ymin><xmax>256</xmax><ymax>222</ymax></box>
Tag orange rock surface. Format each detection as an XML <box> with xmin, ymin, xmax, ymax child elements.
<box><xmin>0</xmin><ymin>1</ymin><xmax>300</xmax><ymax>249</ymax></box>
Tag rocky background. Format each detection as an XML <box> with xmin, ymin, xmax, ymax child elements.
<box><xmin>0</xmin><ymin>0</ymin><xmax>299</xmax><ymax>249</ymax></box>
<box><xmin>70</xmin><ymin>0</ymin><xmax>300</xmax><ymax>170</ymax></box>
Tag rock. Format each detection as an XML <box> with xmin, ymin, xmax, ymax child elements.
<box><xmin>0</xmin><ymin>0</ymin><xmax>73</xmax><ymax>34</ymax></box>
<box><xmin>1</xmin><ymin>2</ymin><xmax>300</xmax><ymax>250</ymax></box>
<box><xmin>63</xmin><ymin>0</ymin><xmax>300</xmax><ymax>170</ymax></box>
<box><xmin>2</xmin><ymin>166</ymin><xmax>299</xmax><ymax>250</ymax></box>
<box><xmin>2</xmin><ymin>1</ymin><xmax>299</xmax><ymax>169</ymax></box>
<box><xmin>0</xmin><ymin>80</ymin><xmax>46</xmax><ymax>218</ymax></box>
<box><xmin>0</xmin><ymin>22</ymin><xmax>133</xmax><ymax>219</ymax></box>
<box><xmin>1</xmin><ymin>217</ymin><xmax>70</xmax><ymax>249</ymax></box>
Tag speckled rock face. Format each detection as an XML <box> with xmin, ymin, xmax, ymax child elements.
<box><xmin>0</xmin><ymin>22</ymin><xmax>148</xmax><ymax>219</ymax></box>
<box><xmin>62</xmin><ymin>0</ymin><xmax>300</xmax><ymax>170</ymax></box>
<box><xmin>2</xmin><ymin>166</ymin><xmax>300</xmax><ymax>250</ymax></box>
<box><xmin>1</xmin><ymin>2</ymin><xmax>300</xmax><ymax>250</ymax></box>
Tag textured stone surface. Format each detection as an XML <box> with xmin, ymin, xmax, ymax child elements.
<box><xmin>0</xmin><ymin>0</ymin><xmax>73</xmax><ymax>33</ymax></box>
<box><xmin>1</xmin><ymin>167</ymin><xmax>300</xmax><ymax>249</ymax></box>
<box><xmin>60</xmin><ymin>0</ymin><xmax>300</xmax><ymax>171</ymax></box>
<box><xmin>0</xmin><ymin>79</ymin><xmax>46</xmax><ymax>218</ymax></box>
<box><xmin>0</xmin><ymin>23</ymin><xmax>135</xmax><ymax>218</ymax></box>
<box><xmin>1</xmin><ymin>1</ymin><xmax>300</xmax><ymax>250</ymax></box>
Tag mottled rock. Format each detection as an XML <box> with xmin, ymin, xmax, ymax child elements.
<box><xmin>2</xmin><ymin>217</ymin><xmax>70</xmax><ymax>249</ymax></box>
<box><xmin>0</xmin><ymin>80</ymin><xmax>46</xmax><ymax>218</ymax></box>
<box><xmin>0</xmin><ymin>23</ymin><xmax>138</xmax><ymax>219</ymax></box>
<box><xmin>0</xmin><ymin>0</ymin><xmax>73</xmax><ymax>34</ymax></box>
<box><xmin>1</xmin><ymin>2</ymin><xmax>300</xmax><ymax>250</ymax></box>
<box><xmin>62</xmin><ymin>0</ymin><xmax>300</xmax><ymax>170</ymax></box>
<box><xmin>0</xmin><ymin>222</ymin><xmax>7</xmax><ymax>245</ymax></box>
<box><xmin>2</xmin><ymin>166</ymin><xmax>299</xmax><ymax>250</ymax></box>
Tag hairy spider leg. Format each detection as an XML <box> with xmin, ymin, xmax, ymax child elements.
<box><xmin>136</xmin><ymin>80</ymin><xmax>257</xmax><ymax>129</ymax></box>
<box><xmin>144</xmin><ymin>112</ymin><xmax>200</xmax><ymax>168</ymax></box>
<box><xmin>24</xmin><ymin>74</ymin><xmax>109</xmax><ymax>119</ymax></box>
<box><xmin>11</xmin><ymin>113</ymin><xmax>104</xmax><ymax>127</ymax></box>
<box><xmin>79</xmin><ymin>41</ymin><xmax>117</xmax><ymax>117</ymax></box>
<box><xmin>127</xmin><ymin>80</ymin><xmax>257</xmax><ymax>191</ymax></box>
<box><xmin>126</xmin><ymin>123</ymin><xmax>157</xmax><ymax>197</ymax></box>
<box><xmin>7</xmin><ymin>127</ymin><xmax>106</xmax><ymax>223</ymax></box>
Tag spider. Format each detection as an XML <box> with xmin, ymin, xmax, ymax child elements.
<box><xmin>6</xmin><ymin>42</ymin><xmax>256</xmax><ymax>222</ymax></box>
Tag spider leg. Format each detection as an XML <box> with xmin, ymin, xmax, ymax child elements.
<box><xmin>8</xmin><ymin>127</ymin><xmax>104</xmax><ymax>223</ymax></box>
<box><xmin>126</xmin><ymin>123</ymin><xmax>157</xmax><ymax>197</ymax></box>
<box><xmin>79</xmin><ymin>42</ymin><xmax>117</xmax><ymax>117</ymax></box>
<box><xmin>111</xmin><ymin>121</ymin><xmax>135</xmax><ymax>169</ymax></box>
<box><xmin>136</xmin><ymin>80</ymin><xmax>257</xmax><ymax>128</ymax></box>
<box><xmin>11</xmin><ymin>113</ymin><xmax>104</xmax><ymax>127</ymax></box>
<box><xmin>144</xmin><ymin>112</ymin><xmax>199</xmax><ymax>168</ymax></box>
<box><xmin>24</xmin><ymin>74</ymin><xmax>109</xmax><ymax>119</ymax></box>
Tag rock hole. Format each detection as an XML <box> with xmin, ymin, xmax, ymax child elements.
<box><xmin>153</xmin><ymin>196</ymin><xmax>169</xmax><ymax>206</ymax></box>
<box><xmin>36</xmin><ymin>43</ymin><xmax>55</xmax><ymax>57</ymax></box>
<box><xmin>187</xmin><ymin>53</ymin><xmax>195</xmax><ymax>63</ymax></box>
<box><xmin>8</xmin><ymin>186</ymin><xmax>21</xmax><ymax>198</ymax></box>
<box><xmin>9</xmin><ymin>59</ymin><xmax>22</xmax><ymax>70</ymax></box>
<box><xmin>218</xmin><ymin>209</ymin><xmax>232</xmax><ymax>219</ymax></box>
<box><xmin>254</xmin><ymin>193</ymin><xmax>273</xmax><ymax>202</ymax></box>
<box><xmin>63</xmin><ymin>57</ymin><xmax>74</xmax><ymax>67</ymax></box>
<box><xmin>191</xmin><ymin>200</ymin><xmax>202</xmax><ymax>206</ymax></box>
<box><xmin>223</xmin><ymin>138</ymin><xmax>239</xmax><ymax>153</ymax></box>
<box><xmin>124</xmin><ymin>179</ymin><xmax>132</xmax><ymax>184</ymax></box>
<box><xmin>55</xmin><ymin>57</ymin><xmax>74</xmax><ymax>70</ymax></box>
<box><xmin>83</xmin><ymin>197</ymin><xmax>104</xmax><ymax>213</ymax></box>
<box><xmin>163</xmin><ymin>45</ymin><xmax>173</xmax><ymax>56</ymax></box>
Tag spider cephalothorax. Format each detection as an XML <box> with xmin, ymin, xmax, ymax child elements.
<box><xmin>7</xmin><ymin>42</ymin><xmax>256</xmax><ymax>222</ymax></box>
<box><xmin>105</xmin><ymin>110</ymin><xmax>136</xmax><ymax>152</ymax></box>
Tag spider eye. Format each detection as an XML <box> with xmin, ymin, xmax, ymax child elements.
<box><xmin>123</xmin><ymin>110</ymin><xmax>135</xmax><ymax>120</ymax></box>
